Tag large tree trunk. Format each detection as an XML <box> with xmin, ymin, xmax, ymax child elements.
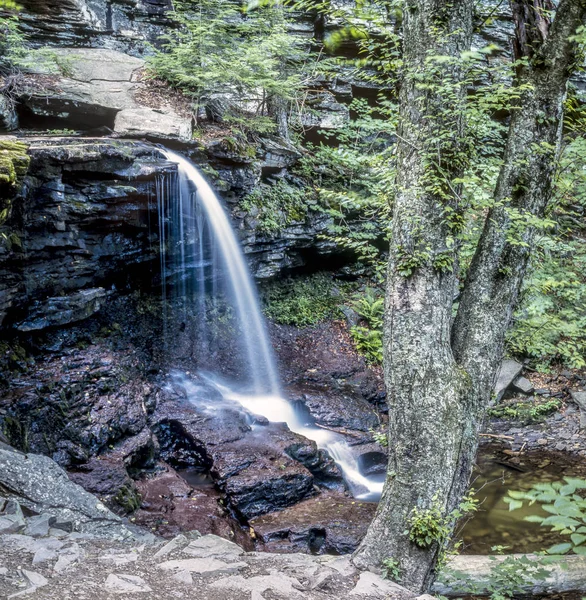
<box><xmin>355</xmin><ymin>0</ymin><xmax>586</xmax><ymax>593</ymax></box>
<box><xmin>352</xmin><ymin>0</ymin><xmax>475</xmax><ymax>591</ymax></box>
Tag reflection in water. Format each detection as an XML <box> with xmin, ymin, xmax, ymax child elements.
<box><xmin>461</xmin><ymin>452</ymin><xmax>584</xmax><ymax>555</ymax></box>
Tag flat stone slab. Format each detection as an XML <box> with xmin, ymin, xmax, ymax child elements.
<box><xmin>114</xmin><ymin>107</ymin><xmax>192</xmax><ymax>141</ymax></box>
<box><xmin>157</xmin><ymin>557</ymin><xmax>247</xmax><ymax>576</ymax></box>
<box><xmin>105</xmin><ymin>574</ymin><xmax>152</xmax><ymax>594</ymax></box>
<box><xmin>210</xmin><ymin>573</ymin><xmax>305</xmax><ymax>598</ymax></box>
<box><xmin>49</xmin><ymin>49</ymin><xmax>144</xmax><ymax>83</ymax></box>
<box><xmin>350</xmin><ymin>572</ymin><xmax>411</xmax><ymax>598</ymax></box>
<box><xmin>182</xmin><ymin>534</ymin><xmax>243</xmax><ymax>560</ymax></box>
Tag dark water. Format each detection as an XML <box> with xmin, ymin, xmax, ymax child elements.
<box><xmin>461</xmin><ymin>450</ymin><xmax>586</xmax><ymax>555</ymax></box>
<box><xmin>176</xmin><ymin>467</ymin><xmax>217</xmax><ymax>491</ymax></box>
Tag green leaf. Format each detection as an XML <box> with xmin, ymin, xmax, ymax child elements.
<box><xmin>570</xmin><ymin>533</ymin><xmax>586</xmax><ymax>546</ymax></box>
<box><xmin>547</xmin><ymin>543</ymin><xmax>572</xmax><ymax>555</ymax></box>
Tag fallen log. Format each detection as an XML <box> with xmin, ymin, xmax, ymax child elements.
<box><xmin>434</xmin><ymin>554</ymin><xmax>586</xmax><ymax>596</ymax></box>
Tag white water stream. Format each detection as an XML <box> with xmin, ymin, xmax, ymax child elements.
<box><xmin>159</xmin><ymin>149</ymin><xmax>383</xmax><ymax>501</ymax></box>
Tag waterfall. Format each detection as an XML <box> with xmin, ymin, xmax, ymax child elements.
<box><xmin>158</xmin><ymin>149</ymin><xmax>280</xmax><ymax>395</ymax></box>
<box><xmin>158</xmin><ymin>149</ymin><xmax>382</xmax><ymax>501</ymax></box>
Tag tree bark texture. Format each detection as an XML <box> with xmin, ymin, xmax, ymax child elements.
<box><xmin>352</xmin><ymin>0</ymin><xmax>475</xmax><ymax>591</ymax></box>
<box><xmin>355</xmin><ymin>0</ymin><xmax>586</xmax><ymax>593</ymax></box>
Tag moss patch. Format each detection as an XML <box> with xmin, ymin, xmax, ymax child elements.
<box><xmin>0</xmin><ymin>138</ymin><xmax>30</xmax><ymax>225</ymax></box>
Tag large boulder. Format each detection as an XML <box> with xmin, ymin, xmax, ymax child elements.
<box><xmin>250</xmin><ymin>491</ymin><xmax>377</xmax><ymax>554</ymax></box>
<box><xmin>0</xmin><ymin>444</ymin><xmax>139</xmax><ymax>538</ymax></box>
<box><xmin>114</xmin><ymin>107</ymin><xmax>192</xmax><ymax>141</ymax></box>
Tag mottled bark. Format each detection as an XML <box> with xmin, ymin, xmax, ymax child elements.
<box><xmin>355</xmin><ymin>0</ymin><xmax>586</xmax><ymax>593</ymax></box>
<box><xmin>452</xmin><ymin>0</ymin><xmax>586</xmax><ymax>398</ymax></box>
<box><xmin>352</xmin><ymin>0</ymin><xmax>475</xmax><ymax>591</ymax></box>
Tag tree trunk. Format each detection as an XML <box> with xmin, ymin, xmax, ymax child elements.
<box><xmin>355</xmin><ymin>0</ymin><xmax>586</xmax><ymax>593</ymax></box>
<box><xmin>352</xmin><ymin>0</ymin><xmax>475</xmax><ymax>591</ymax></box>
<box><xmin>452</xmin><ymin>0</ymin><xmax>586</xmax><ymax>393</ymax></box>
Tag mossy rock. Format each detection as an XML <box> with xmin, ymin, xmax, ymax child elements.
<box><xmin>114</xmin><ymin>484</ymin><xmax>142</xmax><ymax>513</ymax></box>
<box><xmin>0</xmin><ymin>138</ymin><xmax>30</xmax><ymax>225</ymax></box>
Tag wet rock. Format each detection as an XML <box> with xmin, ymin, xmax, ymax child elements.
<box><xmin>251</xmin><ymin>491</ymin><xmax>376</xmax><ymax>554</ymax></box>
<box><xmin>217</xmin><ymin>447</ymin><xmax>315</xmax><ymax>519</ymax></box>
<box><xmin>152</xmin><ymin>385</ymin><xmax>327</xmax><ymax>519</ymax></box>
<box><xmin>67</xmin><ymin>457</ymin><xmax>140</xmax><ymax>513</ymax></box>
<box><xmin>291</xmin><ymin>385</ymin><xmax>379</xmax><ymax>431</ymax></box>
<box><xmin>0</xmin><ymin>138</ymin><xmax>176</xmax><ymax>328</ymax></box>
<box><xmin>16</xmin><ymin>288</ymin><xmax>108</xmax><ymax>332</ymax></box>
<box><xmin>133</xmin><ymin>463</ymin><xmax>244</xmax><ymax>543</ymax></box>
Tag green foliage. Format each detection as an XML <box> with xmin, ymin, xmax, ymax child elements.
<box><xmin>507</xmin><ymin>134</ymin><xmax>586</xmax><ymax>370</ymax></box>
<box><xmin>507</xmin><ymin>477</ymin><xmax>586</xmax><ymax>556</ymax></box>
<box><xmin>240</xmin><ymin>178</ymin><xmax>313</xmax><ymax>233</ymax></box>
<box><xmin>349</xmin><ymin>288</ymin><xmax>384</xmax><ymax>364</ymax></box>
<box><xmin>146</xmin><ymin>0</ymin><xmax>303</xmax><ymax>131</ymax></box>
<box><xmin>261</xmin><ymin>273</ymin><xmax>348</xmax><ymax>327</ymax></box>
<box><xmin>370</xmin><ymin>427</ymin><xmax>388</xmax><ymax>447</ymax></box>
<box><xmin>487</xmin><ymin>398</ymin><xmax>561</xmax><ymax>421</ymax></box>
<box><xmin>408</xmin><ymin>491</ymin><xmax>478</xmax><ymax>569</ymax></box>
<box><xmin>294</xmin><ymin>98</ymin><xmax>395</xmax><ymax>281</ymax></box>
<box><xmin>381</xmin><ymin>557</ymin><xmax>400</xmax><ymax>582</ymax></box>
<box><xmin>0</xmin><ymin>13</ymin><xmax>62</xmax><ymax>76</ymax></box>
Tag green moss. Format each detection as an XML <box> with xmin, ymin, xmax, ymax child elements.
<box><xmin>0</xmin><ymin>139</ymin><xmax>30</xmax><ymax>226</ymax></box>
<box><xmin>114</xmin><ymin>484</ymin><xmax>142</xmax><ymax>513</ymax></box>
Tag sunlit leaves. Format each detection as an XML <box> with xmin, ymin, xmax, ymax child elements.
<box><xmin>507</xmin><ymin>477</ymin><xmax>586</xmax><ymax>556</ymax></box>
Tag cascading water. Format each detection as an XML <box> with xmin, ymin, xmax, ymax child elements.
<box><xmin>158</xmin><ymin>149</ymin><xmax>382</xmax><ymax>501</ymax></box>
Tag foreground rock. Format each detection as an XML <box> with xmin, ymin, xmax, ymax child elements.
<box><xmin>251</xmin><ymin>493</ymin><xmax>377</xmax><ymax>554</ymax></box>
<box><xmin>0</xmin><ymin>445</ymin><xmax>144</xmax><ymax>539</ymax></box>
<box><xmin>0</xmin><ymin>531</ymin><xmax>418</xmax><ymax>600</ymax></box>
<box><xmin>2</xmin><ymin>527</ymin><xmax>585</xmax><ymax>599</ymax></box>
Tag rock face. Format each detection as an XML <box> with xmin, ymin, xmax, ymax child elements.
<box><xmin>15</xmin><ymin>287</ymin><xmax>108</xmax><ymax>331</ymax></box>
<box><xmin>18</xmin><ymin>48</ymin><xmax>191</xmax><ymax>138</ymax></box>
<box><xmin>18</xmin><ymin>0</ymin><xmax>173</xmax><ymax>54</ymax></box>
<box><xmin>0</xmin><ymin>138</ymin><xmax>175</xmax><ymax>327</ymax></box>
<box><xmin>251</xmin><ymin>492</ymin><xmax>377</xmax><ymax>554</ymax></box>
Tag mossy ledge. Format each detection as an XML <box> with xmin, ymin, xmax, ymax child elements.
<box><xmin>0</xmin><ymin>137</ymin><xmax>30</xmax><ymax>225</ymax></box>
